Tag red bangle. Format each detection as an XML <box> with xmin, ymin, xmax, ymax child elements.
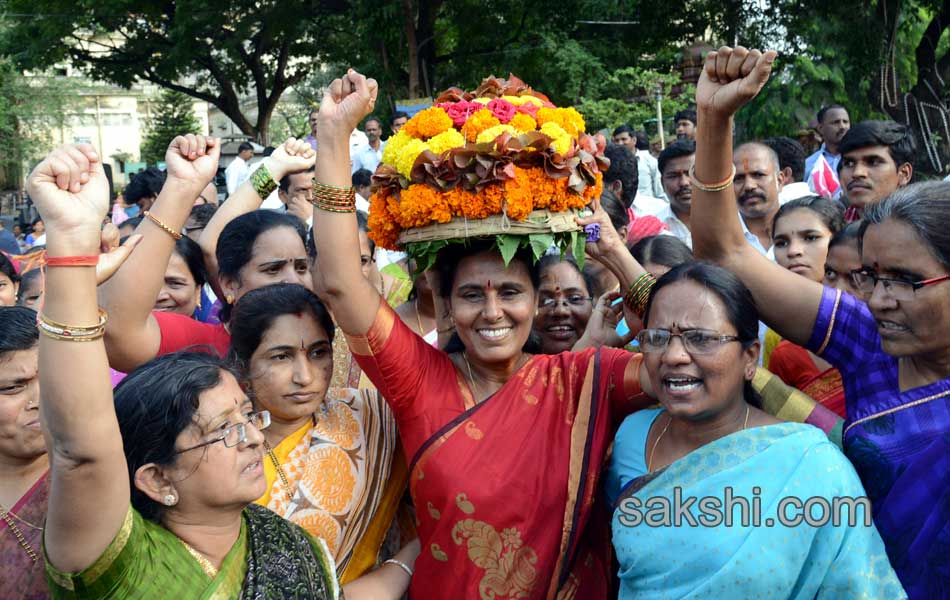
<box><xmin>45</xmin><ymin>255</ymin><xmax>99</xmax><ymax>267</ymax></box>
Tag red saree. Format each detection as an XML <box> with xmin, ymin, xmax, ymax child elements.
<box><xmin>770</xmin><ymin>340</ymin><xmax>846</xmax><ymax>418</ymax></box>
<box><xmin>1</xmin><ymin>471</ymin><xmax>49</xmax><ymax>599</ymax></box>
<box><xmin>347</xmin><ymin>300</ymin><xmax>644</xmax><ymax>599</ymax></box>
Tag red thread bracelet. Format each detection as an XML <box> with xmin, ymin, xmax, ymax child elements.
<box><xmin>45</xmin><ymin>255</ymin><xmax>99</xmax><ymax>267</ymax></box>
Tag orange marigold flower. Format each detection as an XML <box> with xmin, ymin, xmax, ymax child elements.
<box><xmin>460</xmin><ymin>109</ymin><xmax>501</xmax><ymax>143</ymax></box>
<box><xmin>397</xmin><ymin>185</ymin><xmax>451</xmax><ymax>229</ymax></box>
<box><xmin>404</xmin><ymin>107</ymin><xmax>453</xmax><ymax>139</ymax></box>
<box><xmin>509</xmin><ymin>113</ymin><xmax>537</xmax><ymax>133</ymax></box>
<box><xmin>367</xmin><ymin>192</ymin><xmax>401</xmax><ymax>250</ymax></box>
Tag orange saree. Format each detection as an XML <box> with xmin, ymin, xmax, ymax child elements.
<box><xmin>770</xmin><ymin>340</ymin><xmax>846</xmax><ymax>418</ymax></box>
<box><xmin>346</xmin><ymin>300</ymin><xmax>645</xmax><ymax>599</ymax></box>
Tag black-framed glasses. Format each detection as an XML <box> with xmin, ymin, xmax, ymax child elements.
<box><xmin>849</xmin><ymin>269</ymin><xmax>950</xmax><ymax>301</ymax></box>
<box><xmin>175</xmin><ymin>410</ymin><xmax>271</xmax><ymax>455</ymax></box>
<box><xmin>636</xmin><ymin>329</ymin><xmax>741</xmax><ymax>355</ymax></box>
<box><xmin>538</xmin><ymin>294</ymin><xmax>593</xmax><ymax>311</ymax></box>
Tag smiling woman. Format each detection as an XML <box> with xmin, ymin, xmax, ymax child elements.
<box><xmin>533</xmin><ymin>254</ymin><xmax>595</xmax><ymax>355</ymax></box>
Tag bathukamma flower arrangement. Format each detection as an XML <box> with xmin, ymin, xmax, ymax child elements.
<box><xmin>367</xmin><ymin>74</ymin><xmax>608</xmax><ymax>271</ymax></box>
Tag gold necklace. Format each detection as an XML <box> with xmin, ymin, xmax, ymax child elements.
<box><xmin>180</xmin><ymin>539</ymin><xmax>218</xmax><ymax>578</ymax></box>
<box><xmin>461</xmin><ymin>352</ymin><xmax>482</xmax><ymax>399</ymax></box>
<box><xmin>647</xmin><ymin>405</ymin><xmax>750</xmax><ymax>472</ymax></box>
<box><xmin>0</xmin><ymin>503</ymin><xmax>39</xmax><ymax>563</ymax></box>
<box><xmin>262</xmin><ymin>440</ymin><xmax>294</xmax><ymax>501</ymax></box>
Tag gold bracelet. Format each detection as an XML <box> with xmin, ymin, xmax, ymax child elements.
<box><xmin>143</xmin><ymin>211</ymin><xmax>183</xmax><ymax>241</ymax></box>
<box><xmin>623</xmin><ymin>273</ymin><xmax>657</xmax><ymax>319</ymax></box>
<box><xmin>250</xmin><ymin>164</ymin><xmax>278</xmax><ymax>200</ymax></box>
<box><xmin>38</xmin><ymin>310</ymin><xmax>108</xmax><ymax>342</ymax></box>
<box><xmin>688</xmin><ymin>164</ymin><xmax>736</xmax><ymax>192</ymax></box>
<box><xmin>311</xmin><ymin>180</ymin><xmax>356</xmax><ymax>213</ymax></box>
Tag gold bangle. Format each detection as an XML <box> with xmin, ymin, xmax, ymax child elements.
<box><xmin>38</xmin><ymin>309</ymin><xmax>108</xmax><ymax>341</ymax></box>
<box><xmin>143</xmin><ymin>211</ymin><xmax>183</xmax><ymax>241</ymax></box>
<box><xmin>311</xmin><ymin>180</ymin><xmax>356</xmax><ymax>213</ymax></box>
<box><xmin>250</xmin><ymin>164</ymin><xmax>278</xmax><ymax>200</ymax></box>
<box><xmin>623</xmin><ymin>273</ymin><xmax>657</xmax><ymax>319</ymax></box>
<box><xmin>688</xmin><ymin>164</ymin><xmax>736</xmax><ymax>192</ymax></box>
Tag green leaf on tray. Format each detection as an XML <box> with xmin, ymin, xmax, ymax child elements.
<box><xmin>570</xmin><ymin>230</ymin><xmax>586</xmax><ymax>270</ymax></box>
<box><xmin>528</xmin><ymin>232</ymin><xmax>555</xmax><ymax>261</ymax></box>
<box><xmin>496</xmin><ymin>234</ymin><xmax>522</xmax><ymax>266</ymax></box>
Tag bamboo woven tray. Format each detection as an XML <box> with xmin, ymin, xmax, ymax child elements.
<box><xmin>397</xmin><ymin>208</ymin><xmax>585</xmax><ymax>246</ymax></box>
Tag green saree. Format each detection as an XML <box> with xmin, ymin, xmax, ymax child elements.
<box><xmin>46</xmin><ymin>504</ymin><xmax>339</xmax><ymax>599</ymax></box>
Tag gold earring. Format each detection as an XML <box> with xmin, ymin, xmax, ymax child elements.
<box><xmin>225</xmin><ymin>294</ymin><xmax>235</xmax><ymax>304</ymax></box>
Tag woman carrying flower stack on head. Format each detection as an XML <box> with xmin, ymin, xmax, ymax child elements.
<box><xmin>306</xmin><ymin>69</ymin><xmax>878</xmax><ymax>599</ymax></box>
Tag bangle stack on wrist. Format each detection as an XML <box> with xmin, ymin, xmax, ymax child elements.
<box><xmin>251</xmin><ymin>164</ymin><xmax>278</xmax><ymax>200</ymax></box>
<box><xmin>688</xmin><ymin>164</ymin><xmax>736</xmax><ymax>193</ymax></box>
<box><xmin>37</xmin><ymin>309</ymin><xmax>108</xmax><ymax>342</ymax></box>
<box><xmin>623</xmin><ymin>273</ymin><xmax>657</xmax><ymax>319</ymax></box>
<box><xmin>311</xmin><ymin>180</ymin><xmax>356</xmax><ymax>213</ymax></box>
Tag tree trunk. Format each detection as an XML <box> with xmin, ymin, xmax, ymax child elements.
<box><xmin>403</xmin><ymin>0</ymin><xmax>421</xmax><ymax>99</ymax></box>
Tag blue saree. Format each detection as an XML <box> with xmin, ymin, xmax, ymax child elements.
<box><xmin>607</xmin><ymin>410</ymin><xmax>905</xmax><ymax>599</ymax></box>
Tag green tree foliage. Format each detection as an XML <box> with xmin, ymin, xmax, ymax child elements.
<box><xmin>0</xmin><ymin>0</ymin><xmax>353</xmax><ymax>143</ymax></box>
<box><xmin>0</xmin><ymin>60</ymin><xmax>74</xmax><ymax>189</ymax></box>
<box><xmin>140</xmin><ymin>90</ymin><xmax>202</xmax><ymax>166</ymax></box>
<box><xmin>577</xmin><ymin>67</ymin><xmax>694</xmax><ymax>137</ymax></box>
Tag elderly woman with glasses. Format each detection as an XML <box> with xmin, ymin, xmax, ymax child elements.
<box><xmin>686</xmin><ymin>46</ymin><xmax>949</xmax><ymax>599</ymax></box>
<box><xmin>25</xmin><ymin>139</ymin><xmax>412</xmax><ymax>599</ymax></box>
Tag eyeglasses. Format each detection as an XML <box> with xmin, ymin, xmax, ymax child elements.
<box><xmin>538</xmin><ymin>294</ymin><xmax>593</xmax><ymax>311</ymax></box>
<box><xmin>636</xmin><ymin>329</ymin><xmax>742</xmax><ymax>355</ymax></box>
<box><xmin>175</xmin><ymin>410</ymin><xmax>271</xmax><ymax>455</ymax></box>
<box><xmin>849</xmin><ymin>269</ymin><xmax>950</xmax><ymax>301</ymax></box>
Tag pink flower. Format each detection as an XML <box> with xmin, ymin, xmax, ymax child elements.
<box><xmin>445</xmin><ymin>101</ymin><xmax>481</xmax><ymax>128</ymax></box>
<box><xmin>515</xmin><ymin>102</ymin><xmax>539</xmax><ymax>118</ymax></box>
<box><xmin>487</xmin><ymin>98</ymin><xmax>516</xmax><ymax>124</ymax></box>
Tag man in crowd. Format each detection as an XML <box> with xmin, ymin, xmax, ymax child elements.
<box><xmin>804</xmin><ymin>104</ymin><xmax>850</xmax><ymax>198</ymax></box>
<box><xmin>764</xmin><ymin>136</ymin><xmax>812</xmax><ymax>203</ymax></box>
<box><xmin>612</xmin><ymin>124</ymin><xmax>667</xmax><ymax>201</ymax></box>
<box><xmin>674</xmin><ymin>109</ymin><xmax>696</xmax><ymax>140</ymax></box>
<box><xmin>183</xmin><ymin>204</ymin><xmax>217</xmax><ymax>242</ymax></box>
<box><xmin>734</xmin><ymin>142</ymin><xmax>782</xmax><ymax>255</ymax></box>
<box><xmin>390</xmin><ymin>111</ymin><xmax>409</xmax><ymax>136</ymax></box>
<box><xmin>305</xmin><ymin>109</ymin><xmax>320</xmax><ymax>149</ymax></box>
<box><xmin>352</xmin><ymin>117</ymin><xmax>386</xmax><ymax>174</ymax></box>
<box><xmin>603</xmin><ymin>145</ymin><xmax>668</xmax><ymax>243</ymax></box>
<box><xmin>838</xmin><ymin>120</ymin><xmax>915</xmax><ymax>220</ymax></box>
<box><xmin>353</xmin><ymin>168</ymin><xmax>373</xmax><ymax>213</ymax></box>
<box><xmin>652</xmin><ymin>140</ymin><xmax>695</xmax><ymax>248</ymax></box>
<box><xmin>278</xmin><ymin>165</ymin><xmax>316</xmax><ymax>223</ymax></box>
<box><xmin>225</xmin><ymin>142</ymin><xmax>254</xmax><ymax>196</ymax></box>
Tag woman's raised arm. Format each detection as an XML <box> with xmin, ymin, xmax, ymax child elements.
<box><xmin>26</xmin><ymin>145</ymin><xmax>131</xmax><ymax>572</ymax></box>
<box><xmin>690</xmin><ymin>47</ymin><xmax>823</xmax><ymax>346</ymax></box>
<box><xmin>310</xmin><ymin>71</ymin><xmax>383</xmax><ymax>335</ymax></box>
<box><xmin>197</xmin><ymin>139</ymin><xmax>315</xmax><ymax>298</ymax></box>
<box><xmin>98</xmin><ymin>135</ymin><xmax>219</xmax><ymax>372</ymax></box>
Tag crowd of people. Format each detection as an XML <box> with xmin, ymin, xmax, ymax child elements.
<box><xmin>0</xmin><ymin>46</ymin><xmax>946</xmax><ymax>599</ymax></box>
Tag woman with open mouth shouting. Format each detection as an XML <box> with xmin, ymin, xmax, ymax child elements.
<box><xmin>690</xmin><ymin>45</ymin><xmax>948</xmax><ymax>599</ymax></box>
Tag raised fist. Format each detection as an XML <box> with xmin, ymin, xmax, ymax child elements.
<box><xmin>25</xmin><ymin>144</ymin><xmax>109</xmax><ymax>246</ymax></box>
<box><xmin>317</xmin><ymin>70</ymin><xmax>379</xmax><ymax>140</ymax></box>
<box><xmin>696</xmin><ymin>46</ymin><xmax>777</xmax><ymax>119</ymax></box>
<box><xmin>165</xmin><ymin>134</ymin><xmax>221</xmax><ymax>188</ymax></box>
<box><xmin>266</xmin><ymin>137</ymin><xmax>316</xmax><ymax>180</ymax></box>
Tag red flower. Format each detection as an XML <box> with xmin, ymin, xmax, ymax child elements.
<box><xmin>445</xmin><ymin>101</ymin><xmax>482</xmax><ymax>128</ymax></box>
<box><xmin>487</xmin><ymin>98</ymin><xmax>516</xmax><ymax>124</ymax></box>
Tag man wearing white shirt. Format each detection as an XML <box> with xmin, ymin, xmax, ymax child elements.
<box><xmin>734</xmin><ymin>142</ymin><xmax>782</xmax><ymax>256</ymax></box>
<box><xmin>764</xmin><ymin>136</ymin><xmax>812</xmax><ymax>204</ymax></box>
<box><xmin>653</xmin><ymin>140</ymin><xmax>696</xmax><ymax>248</ymax></box>
<box><xmin>351</xmin><ymin>117</ymin><xmax>386</xmax><ymax>174</ymax></box>
<box><xmin>612</xmin><ymin>124</ymin><xmax>668</xmax><ymax>201</ymax></box>
<box><xmin>225</xmin><ymin>142</ymin><xmax>254</xmax><ymax>196</ymax></box>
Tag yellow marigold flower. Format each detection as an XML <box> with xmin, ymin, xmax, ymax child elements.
<box><xmin>556</xmin><ymin>107</ymin><xmax>586</xmax><ymax>137</ymax></box>
<box><xmin>539</xmin><ymin>121</ymin><xmax>568</xmax><ymax>140</ymax></box>
<box><xmin>460</xmin><ymin>109</ymin><xmax>501</xmax><ymax>142</ymax></box>
<box><xmin>501</xmin><ymin>95</ymin><xmax>525</xmax><ymax>106</ymax></box>
<box><xmin>520</xmin><ymin>96</ymin><xmax>544</xmax><ymax>107</ymax></box>
<box><xmin>551</xmin><ymin>135</ymin><xmax>572</xmax><ymax>156</ymax></box>
<box><xmin>476</xmin><ymin>124</ymin><xmax>518</xmax><ymax>144</ymax></box>
<box><xmin>472</xmin><ymin>97</ymin><xmax>491</xmax><ymax>105</ymax></box>
<box><xmin>509</xmin><ymin>113</ymin><xmax>537</xmax><ymax>133</ymax></box>
<box><xmin>395</xmin><ymin>138</ymin><xmax>430</xmax><ymax>179</ymax></box>
<box><xmin>427</xmin><ymin>128</ymin><xmax>466</xmax><ymax>156</ymax></box>
<box><xmin>382</xmin><ymin>130</ymin><xmax>412</xmax><ymax>167</ymax></box>
<box><xmin>405</xmin><ymin>107</ymin><xmax>453</xmax><ymax>139</ymax></box>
